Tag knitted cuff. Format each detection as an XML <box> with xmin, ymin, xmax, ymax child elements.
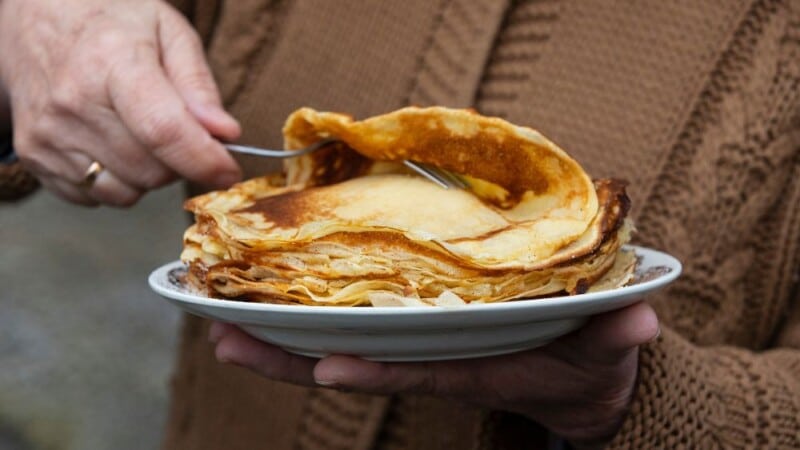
<box><xmin>605</xmin><ymin>328</ymin><xmax>800</xmax><ymax>449</ymax></box>
<box><xmin>0</xmin><ymin>130</ymin><xmax>40</xmax><ymax>201</ymax></box>
<box><xmin>0</xmin><ymin>161</ymin><xmax>39</xmax><ymax>201</ymax></box>
<box><xmin>707</xmin><ymin>347</ymin><xmax>800</xmax><ymax>448</ymax></box>
<box><xmin>604</xmin><ymin>329</ymin><xmax>719</xmax><ymax>449</ymax></box>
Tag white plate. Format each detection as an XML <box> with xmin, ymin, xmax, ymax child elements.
<box><xmin>148</xmin><ymin>245</ymin><xmax>680</xmax><ymax>361</ymax></box>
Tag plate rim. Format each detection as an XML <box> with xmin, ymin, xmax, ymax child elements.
<box><xmin>148</xmin><ymin>245</ymin><xmax>681</xmax><ymax>317</ymax></box>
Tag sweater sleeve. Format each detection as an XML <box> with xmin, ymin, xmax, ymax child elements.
<box><xmin>607</xmin><ymin>319</ymin><xmax>800</xmax><ymax>449</ymax></box>
<box><xmin>607</xmin><ymin>97</ymin><xmax>800</xmax><ymax>450</ymax></box>
<box><xmin>608</xmin><ymin>112</ymin><xmax>800</xmax><ymax>449</ymax></box>
<box><xmin>0</xmin><ymin>162</ymin><xmax>39</xmax><ymax>201</ymax></box>
<box><xmin>163</xmin><ymin>0</ymin><xmax>221</xmax><ymax>48</ymax></box>
<box><xmin>164</xmin><ymin>0</ymin><xmax>194</xmax><ymax>16</ymax></box>
<box><xmin>607</xmin><ymin>1</ymin><xmax>800</xmax><ymax>446</ymax></box>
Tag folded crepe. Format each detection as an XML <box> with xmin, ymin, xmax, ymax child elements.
<box><xmin>181</xmin><ymin>107</ymin><xmax>635</xmax><ymax>306</ymax></box>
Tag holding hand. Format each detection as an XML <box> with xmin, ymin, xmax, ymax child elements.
<box><xmin>210</xmin><ymin>302</ymin><xmax>660</xmax><ymax>450</ymax></box>
<box><xmin>0</xmin><ymin>0</ymin><xmax>241</xmax><ymax>206</ymax></box>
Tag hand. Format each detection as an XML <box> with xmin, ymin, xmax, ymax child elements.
<box><xmin>0</xmin><ymin>0</ymin><xmax>241</xmax><ymax>207</ymax></box>
<box><xmin>210</xmin><ymin>302</ymin><xmax>660</xmax><ymax>449</ymax></box>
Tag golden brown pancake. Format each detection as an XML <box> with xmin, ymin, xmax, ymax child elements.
<box><xmin>181</xmin><ymin>107</ymin><xmax>634</xmax><ymax>306</ymax></box>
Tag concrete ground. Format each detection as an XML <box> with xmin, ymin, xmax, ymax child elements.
<box><xmin>0</xmin><ymin>184</ymin><xmax>187</xmax><ymax>450</ymax></box>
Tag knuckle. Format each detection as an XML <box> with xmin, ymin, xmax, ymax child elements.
<box><xmin>176</xmin><ymin>26</ymin><xmax>204</xmax><ymax>52</ymax></box>
<box><xmin>419</xmin><ymin>372</ymin><xmax>441</xmax><ymax>394</ymax></box>
<box><xmin>26</xmin><ymin>118</ymin><xmax>59</xmax><ymax>146</ymax></box>
<box><xmin>404</xmin><ymin>365</ymin><xmax>441</xmax><ymax>395</ymax></box>
<box><xmin>176</xmin><ymin>69</ymin><xmax>216</xmax><ymax>94</ymax></box>
<box><xmin>50</xmin><ymin>184</ymin><xmax>96</xmax><ymax>207</ymax></box>
<box><xmin>49</xmin><ymin>82</ymin><xmax>85</xmax><ymax>115</ymax></box>
<box><xmin>139</xmin><ymin>167</ymin><xmax>175</xmax><ymax>190</ymax></box>
<box><xmin>104</xmin><ymin>189</ymin><xmax>142</xmax><ymax>208</ymax></box>
<box><xmin>15</xmin><ymin>147</ymin><xmax>52</xmax><ymax>177</ymax></box>
<box><xmin>12</xmin><ymin>133</ymin><xmax>38</xmax><ymax>158</ymax></box>
<box><xmin>138</xmin><ymin>113</ymin><xmax>187</xmax><ymax>149</ymax></box>
<box><xmin>93</xmin><ymin>29</ymin><xmax>130</xmax><ymax>55</ymax></box>
<box><xmin>588</xmin><ymin>382</ymin><xmax>633</xmax><ymax>412</ymax></box>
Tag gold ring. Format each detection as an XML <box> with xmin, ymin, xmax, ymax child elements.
<box><xmin>80</xmin><ymin>161</ymin><xmax>104</xmax><ymax>188</ymax></box>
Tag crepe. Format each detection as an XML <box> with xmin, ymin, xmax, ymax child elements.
<box><xmin>181</xmin><ymin>107</ymin><xmax>635</xmax><ymax>306</ymax></box>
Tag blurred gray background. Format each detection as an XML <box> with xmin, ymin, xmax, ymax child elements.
<box><xmin>0</xmin><ymin>185</ymin><xmax>187</xmax><ymax>450</ymax></box>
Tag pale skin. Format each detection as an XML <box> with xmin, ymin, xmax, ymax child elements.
<box><xmin>0</xmin><ymin>0</ymin><xmax>660</xmax><ymax>447</ymax></box>
<box><xmin>0</xmin><ymin>0</ymin><xmax>241</xmax><ymax>206</ymax></box>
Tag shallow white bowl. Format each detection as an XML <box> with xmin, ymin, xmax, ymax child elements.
<box><xmin>148</xmin><ymin>245</ymin><xmax>680</xmax><ymax>361</ymax></box>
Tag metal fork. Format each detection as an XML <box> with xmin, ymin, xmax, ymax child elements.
<box><xmin>225</xmin><ymin>140</ymin><xmax>468</xmax><ymax>189</ymax></box>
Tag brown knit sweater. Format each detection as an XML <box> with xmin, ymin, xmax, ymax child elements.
<box><xmin>0</xmin><ymin>162</ymin><xmax>38</xmax><ymax>201</ymax></box>
<box><xmin>157</xmin><ymin>0</ymin><xmax>800</xmax><ymax>449</ymax></box>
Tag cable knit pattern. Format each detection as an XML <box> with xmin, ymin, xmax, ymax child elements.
<box><xmin>205</xmin><ymin>0</ymin><xmax>285</xmax><ymax>105</ymax></box>
<box><xmin>608</xmin><ymin>1</ymin><xmax>800</xmax><ymax>446</ymax></box>
<box><xmin>295</xmin><ymin>389</ymin><xmax>388</xmax><ymax>450</ymax></box>
<box><xmin>405</xmin><ymin>0</ymin><xmax>508</xmax><ymax>108</ymax></box>
<box><xmin>162</xmin><ymin>1</ymin><xmax>800</xmax><ymax>449</ymax></box>
<box><xmin>611</xmin><ymin>327</ymin><xmax>800</xmax><ymax>449</ymax></box>
<box><xmin>477</xmin><ymin>0</ymin><xmax>562</xmax><ymax>118</ymax></box>
<box><xmin>635</xmin><ymin>0</ymin><xmax>800</xmax><ymax>348</ymax></box>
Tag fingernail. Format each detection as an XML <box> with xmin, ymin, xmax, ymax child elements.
<box><xmin>208</xmin><ymin>321</ymin><xmax>227</xmax><ymax>344</ymax></box>
<box><xmin>648</xmin><ymin>326</ymin><xmax>662</xmax><ymax>343</ymax></box>
<box><xmin>214</xmin><ymin>344</ymin><xmax>233</xmax><ymax>364</ymax></box>
<box><xmin>315</xmin><ymin>378</ymin><xmax>338</xmax><ymax>387</ymax></box>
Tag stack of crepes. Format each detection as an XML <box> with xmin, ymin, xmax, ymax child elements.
<box><xmin>181</xmin><ymin>107</ymin><xmax>636</xmax><ymax>307</ymax></box>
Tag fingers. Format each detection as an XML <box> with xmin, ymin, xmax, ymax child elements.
<box><xmin>14</xmin><ymin>131</ymin><xmax>102</xmax><ymax>205</ymax></box>
<box><xmin>39</xmin><ymin>177</ymin><xmax>98</xmax><ymax>207</ymax></box>
<box><xmin>582</xmin><ymin>301</ymin><xmax>660</xmax><ymax>352</ymax></box>
<box><xmin>85</xmin><ymin>169</ymin><xmax>143</xmax><ymax>207</ymax></box>
<box><xmin>19</xmin><ymin>124</ymin><xmax>149</xmax><ymax>207</ymax></box>
<box><xmin>3</xmin><ymin>1</ymin><xmax>241</xmax><ymax>207</ymax></box>
<box><xmin>107</xmin><ymin>41</ymin><xmax>241</xmax><ymax>189</ymax></box>
<box><xmin>211</xmin><ymin>323</ymin><xmax>476</xmax><ymax>397</ymax></box>
<box><xmin>208</xmin><ymin>304</ymin><xmax>659</xmax><ymax>400</ymax></box>
<box><xmin>313</xmin><ymin>356</ymin><xmax>443</xmax><ymax>394</ymax></box>
<box><xmin>314</xmin><ymin>356</ymin><xmax>399</xmax><ymax>391</ymax></box>
<box><xmin>46</xmin><ymin>156</ymin><xmax>142</xmax><ymax>208</ymax></box>
<box><xmin>62</xmin><ymin>151</ymin><xmax>143</xmax><ymax>207</ymax></box>
<box><xmin>210</xmin><ymin>322</ymin><xmax>467</xmax><ymax>396</ymax></box>
<box><xmin>77</xmin><ymin>109</ymin><xmax>178</xmax><ymax>191</ymax></box>
<box><xmin>313</xmin><ymin>354</ymin><xmax>490</xmax><ymax>399</ymax></box>
<box><xmin>212</xmin><ymin>323</ymin><xmax>319</xmax><ymax>387</ymax></box>
<box><xmin>157</xmin><ymin>8</ymin><xmax>241</xmax><ymax>141</ymax></box>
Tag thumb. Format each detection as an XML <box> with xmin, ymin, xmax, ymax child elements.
<box><xmin>560</xmin><ymin>301</ymin><xmax>660</xmax><ymax>365</ymax></box>
<box><xmin>157</xmin><ymin>7</ymin><xmax>241</xmax><ymax>141</ymax></box>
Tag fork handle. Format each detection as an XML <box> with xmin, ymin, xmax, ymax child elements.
<box><xmin>224</xmin><ymin>139</ymin><xmax>337</xmax><ymax>158</ymax></box>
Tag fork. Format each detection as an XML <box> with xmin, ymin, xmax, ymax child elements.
<box><xmin>225</xmin><ymin>140</ymin><xmax>468</xmax><ymax>189</ymax></box>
